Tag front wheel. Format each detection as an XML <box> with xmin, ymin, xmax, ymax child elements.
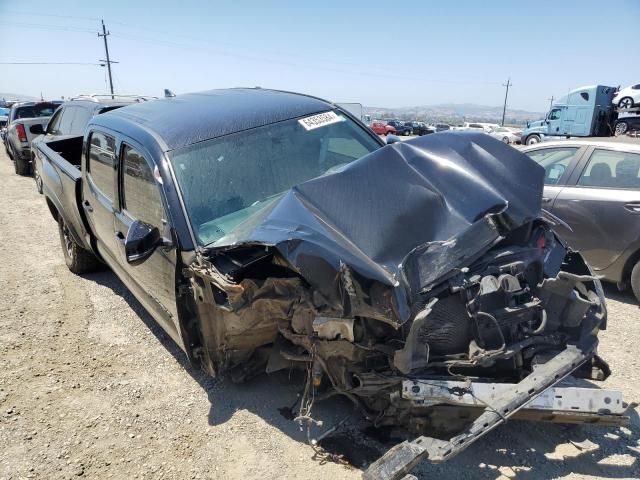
<box><xmin>618</xmin><ymin>97</ymin><xmax>634</xmax><ymax>109</ymax></box>
<box><xmin>502</xmin><ymin>136</ymin><xmax>510</xmax><ymax>144</ymax></box>
<box><xmin>526</xmin><ymin>134</ymin><xmax>541</xmax><ymax>145</ymax></box>
<box><xmin>58</xmin><ymin>217</ymin><xmax>102</xmax><ymax>274</ymax></box>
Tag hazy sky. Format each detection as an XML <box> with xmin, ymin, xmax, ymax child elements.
<box><xmin>1</xmin><ymin>0</ymin><xmax>638</xmax><ymax>111</ymax></box>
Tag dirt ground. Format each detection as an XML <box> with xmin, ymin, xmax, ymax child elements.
<box><xmin>1</xmin><ymin>147</ymin><xmax>640</xmax><ymax>480</ymax></box>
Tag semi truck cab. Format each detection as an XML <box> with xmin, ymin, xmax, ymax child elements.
<box><xmin>522</xmin><ymin>85</ymin><xmax>617</xmax><ymax>145</ymax></box>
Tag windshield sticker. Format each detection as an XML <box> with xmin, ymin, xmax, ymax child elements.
<box><xmin>298</xmin><ymin>111</ymin><xmax>344</xmax><ymax>131</ymax></box>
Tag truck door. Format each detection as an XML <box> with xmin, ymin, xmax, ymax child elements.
<box><xmin>550</xmin><ymin>148</ymin><xmax>640</xmax><ymax>272</ymax></box>
<box><xmin>83</xmin><ymin>130</ymin><xmax>121</xmax><ymax>268</ymax></box>
<box><xmin>546</xmin><ymin>107</ymin><xmax>564</xmax><ymax>136</ymax></box>
<box><xmin>112</xmin><ymin>141</ymin><xmax>180</xmax><ymax>341</ymax></box>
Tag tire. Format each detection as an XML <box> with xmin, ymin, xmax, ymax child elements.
<box><xmin>6</xmin><ymin>143</ymin><xmax>14</xmax><ymax>160</ymax></box>
<box><xmin>526</xmin><ymin>134</ymin><xmax>541</xmax><ymax>145</ymax></box>
<box><xmin>631</xmin><ymin>261</ymin><xmax>640</xmax><ymax>303</ymax></box>
<box><xmin>615</xmin><ymin>121</ymin><xmax>628</xmax><ymax>136</ymax></box>
<box><xmin>58</xmin><ymin>216</ymin><xmax>101</xmax><ymax>274</ymax></box>
<box><xmin>14</xmin><ymin>155</ymin><xmax>30</xmax><ymax>176</ymax></box>
<box><xmin>502</xmin><ymin>136</ymin><xmax>510</xmax><ymax>144</ymax></box>
<box><xmin>618</xmin><ymin>97</ymin><xmax>634</xmax><ymax>109</ymax></box>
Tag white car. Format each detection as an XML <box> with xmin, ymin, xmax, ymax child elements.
<box><xmin>612</xmin><ymin>83</ymin><xmax>640</xmax><ymax>109</ymax></box>
<box><xmin>457</xmin><ymin>122</ymin><xmax>486</xmax><ymax>132</ymax></box>
<box><xmin>487</xmin><ymin>126</ymin><xmax>520</xmax><ymax>144</ymax></box>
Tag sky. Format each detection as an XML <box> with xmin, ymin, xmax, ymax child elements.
<box><xmin>1</xmin><ymin>0</ymin><xmax>639</xmax><ymax>112</ymax></box>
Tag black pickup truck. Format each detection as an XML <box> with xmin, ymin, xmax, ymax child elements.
<box><xmin>38</xmin><ymin>88</ymin><xmax>623</xmax><ymax>479</ymax></box>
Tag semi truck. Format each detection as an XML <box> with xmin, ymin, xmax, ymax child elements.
<box><xmin>521</xmin><ymin>85</ymin><xmax>640</xmax><ymax>145</ymax></box>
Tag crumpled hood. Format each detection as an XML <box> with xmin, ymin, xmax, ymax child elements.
<box><xmin>208</xmin><ymin>132</ymin><xmax>544</xmax><ymax>325</ymax></box>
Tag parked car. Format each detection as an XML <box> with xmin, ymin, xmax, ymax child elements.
<box><xmin>36</xmin><ymin>89</ymin><xmax>619</xmax><ymax>477</ymax></box>
<box><xmin>4</xmin><ymin>101</ymin><xmax>59</xmax><ymax>174</ymax></box>
<box><xmin>369</xmin><ymin>119</ymin><xmax>396</xmax><ymax>135</ymax></box>
<box><xmin>435</xmin><ymin>123</ymin><xmax>451</xmax><ymax>132</ymax></box>
<box><xmin>521</xmin><ymin>140</ymin><xmax>640</xmax><ymax>301</ymax></box>
<box><xmin>458</xmin><ymin>122</ymin><xmax>487</xmax><ymax>132</ymax></box>
<box><xmin>613</xmin><ymin>83</ymin><xmax>640</xmax><ymax>109</ymax></box>
<box><xmin>31</xmin><ymin>95</ymin><xmax>151</xmax><ymax>193</ymax></box>
<box><xmin>405</xmin><ymin>121</ymin><xmax>433</xmax><ymax>136</ymax></box>
<box><xmin>487</xmin><ymin>126</ymin><xmax>521</xmax><ymax>144</ymax></box>
<box><xmin>386</xmin><ymin>119</ymin><xmax>413</xmax><ymax>135</ymax></box>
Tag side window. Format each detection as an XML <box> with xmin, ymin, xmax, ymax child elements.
<box><xmin>548</xmin><ymin>108</ymin><xmax>562</xmax><ymax>120</ymax></box>
<box><xmin>46</xmin><ymin>108</ymin><xmax>63</xmax><ymax>135</ymax></box>
<box><xmin>70</xmin><ymin>107</ymin><xmax>93</xmax><ymax>135</ymax></box>
<box><xmin>578</xmin><ymin>149</ymin><xmax>640</xmax><ymax>189</ymax></box>
<box><xmin>525</xmin><ymin>147</ymin><xmax>579</xmax><ymax>185</ymax></box>
<box><xmin>58</xmin><ymin>106</ymin><xmax>77</xmax><ymax>135</ymax></box>
<box><xmin>88</xmin><ymin>131</ymin><xmax>116</xmax><ymax>199</ymax></box>
<box><xmin>122</xmin><ymin>145</ymin><xmax>164</xmax><ymax>227</ymax></box>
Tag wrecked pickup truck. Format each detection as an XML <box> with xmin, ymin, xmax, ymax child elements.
<box><xmin>38</xmin><ymin>88</ymin><xmax>628</xmax><ymax>479</ymax></box>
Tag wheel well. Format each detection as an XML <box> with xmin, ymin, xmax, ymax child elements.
<box><xmin>45</xmin><ymin>197</ymin><xmax>59</xmax><ymax>222</ymax></box>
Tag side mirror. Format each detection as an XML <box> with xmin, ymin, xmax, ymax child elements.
<box><xmin>386</xmin><ymin>134</ymin><xmax>402</xmax><ymax>144</ymax></box>
<box><xmin>125</xmin><ymin>220</ymin><xmax>162</xmax><ymax>264</ymax></box>
<box><xmin>30</xmin><ymin>124</ymin><xmax>45</xmax><ymax>135</ymax></box>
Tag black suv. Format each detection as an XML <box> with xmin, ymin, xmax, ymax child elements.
<box><xmin>405</xmin><ymin>121</ymin><xmax>434</xmax><ymax>136</ymax></box>
<box><xmin>385</xmin><ymin>120</ymin><xmax>413</xmax><ymax>136</ymax></box>
<box><xmin>31</xmin><ymin>95</ymin><xmax>153</xmax><ymax>192</ymax></box>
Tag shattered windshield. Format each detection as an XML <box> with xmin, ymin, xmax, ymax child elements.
<box><xmin>169</xmin><ymin>110</ymin><xmax>381</xmax><ymax>245</ymax></box>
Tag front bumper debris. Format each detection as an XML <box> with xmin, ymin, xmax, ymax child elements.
<box><xmin>364</xmin><ymin>345</ymin><xmax>628</xmax><ymax>480</ymax></box>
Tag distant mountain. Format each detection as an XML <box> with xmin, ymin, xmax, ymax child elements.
<box><xmin>0</xmin><ymin>92</ymin><xmax>39</xmax><ymax>102</ymax></box>
<box><xmin>364</xmin><ymin>103</ymin><xmax>544</xmax><ymax>126</ymax></box>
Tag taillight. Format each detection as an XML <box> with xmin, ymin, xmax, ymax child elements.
<box><xmin>16</xmin><ymin>123</ymin><xmax>27</xmax><ymax>142</ymax></box>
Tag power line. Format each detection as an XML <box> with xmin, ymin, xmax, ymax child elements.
<box><xmin>501</xmin><ymin>78</ymin><xmax>512</xmax><ymax>126</ymax></box>
<box><xmin>0</xmin><ymin>62</ymin><xmax>102</xmax><ymax>65</ymax></box>
<box><xmin>2</xmin><ymin>21</ymin><xmax>96</xmax><ymax>33</ymax></box>
<box><xmin>2</xmin><ymin>10</ymin><xmax>100</xmax><ymax>21</ymax></box>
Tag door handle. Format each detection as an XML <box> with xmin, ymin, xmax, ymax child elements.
<box><xmin>82</xmin><ymin>200</ymin><xmax>93</xmax><ymax>213</ymax></box>
<box><xmin>115</xmin><ymin>231</ymin><xmax>125</xmax><ymax>243</ymax></box>
<box><xmin>624</xmin><ymin>202</ymin><xmax>640</xmax><ymax>213</ymax></box>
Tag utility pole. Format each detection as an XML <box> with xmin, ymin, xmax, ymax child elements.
<box><xmin>98</xmin><ymin>20</ymin><xmax>115</xmax><ymax>98</ymax></box>
<box><xmin>501</xmin><ymin>78</ymin><xmax>512</xmax><ymax>126</ymax></box>
<box><xmin>548</xmin><ymin>95</ymin><xmax>554</xmax><ymax>110</ymax></box>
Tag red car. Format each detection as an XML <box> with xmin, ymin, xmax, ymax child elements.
<box><xmin>369</xmin><ymin>120</ymin><xmax>396</xmax><ymax>135</ymax></box>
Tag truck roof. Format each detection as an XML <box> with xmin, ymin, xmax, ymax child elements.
<box><xmin>97</xmin><ymin>88</ymin><xmax>335</xmax><ymax>151</ymax></box>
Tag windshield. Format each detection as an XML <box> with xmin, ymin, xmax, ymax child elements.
<box><xmin>170</xmin><ymin>110</ymin><xmax>381</xmax><ymax>245</ymax></box>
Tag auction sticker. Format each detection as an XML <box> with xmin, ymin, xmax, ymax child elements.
<box><xmin>298</xmin><ymin>111</ymin><xmax>344</xmax><ymax>131</ymax></box>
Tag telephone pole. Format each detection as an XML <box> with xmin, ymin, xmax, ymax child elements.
<box><xmin>98</xmin><ymin>20</ymin><xmax>115</xmax><ymax>98</ymax></box>
<box><xmin>548</xmin><ymin>95</ymin><xmax>554</xmax><ymax>109</ymax></box>
<box><xmin>501</xmin><ymin>78</ymin><xmax>512</xmax><ymax>126</ymax></box>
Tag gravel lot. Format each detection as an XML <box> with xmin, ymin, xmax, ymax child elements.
<box><xmin>1</xmin><ymin>147</ymin><xmax>640</xmax><ymax>480</ymax></box>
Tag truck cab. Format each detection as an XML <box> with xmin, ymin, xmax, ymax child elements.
<box><xmin>522</xmin><ymin>85</ymin><xmax>617</xmax><ymax>145</ymax></box>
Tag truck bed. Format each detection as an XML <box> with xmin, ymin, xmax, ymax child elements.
<box><xmin>38</xmin><ymin>135</ymin><xmax>93</xmax><ymax>252</ymax></box>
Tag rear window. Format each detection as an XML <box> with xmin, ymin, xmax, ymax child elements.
<box><xmin>15</xmin><ymin>103</ymin><xmax>58</xmax><ymax>119</ymax></box>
